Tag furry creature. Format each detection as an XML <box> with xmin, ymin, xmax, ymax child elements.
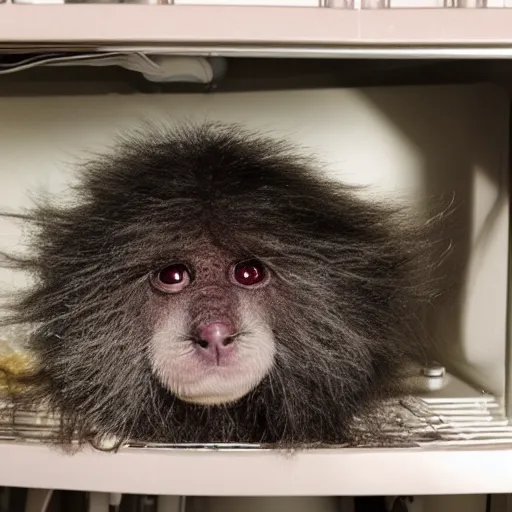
<box><xmin>0</xmin><ymin>122</ymin><xmax>442</xmax><ymax>448</ymax></box>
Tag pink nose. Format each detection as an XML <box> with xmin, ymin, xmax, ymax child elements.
<box><xmin>197</xmin><ymin>322</ymin><xmax>235</xmax><ymax>348</ymax></box>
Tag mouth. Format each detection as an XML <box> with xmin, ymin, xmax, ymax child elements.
<box><xmin>168</xmin><ymin>361</ymin><xmax>262</xmax><ymax>406</ymax></box>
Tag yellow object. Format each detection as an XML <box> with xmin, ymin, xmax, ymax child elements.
<box><xmin>0</xmin><ymin>350</ymin><xmax>37</xmax><ymax>394</ymax></box>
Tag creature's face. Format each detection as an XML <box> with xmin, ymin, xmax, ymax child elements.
<box><xmin>1</xmin><ymin>123</ymin><xmax>436</xmax><ymax>446</ymax></box>
<box><xmin>149</xmin><ymin>239</ymin><xmax>275</xmax><ymax>405</ymax></box>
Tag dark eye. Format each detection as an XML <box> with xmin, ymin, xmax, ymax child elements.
<box><xmin>151</xmin><ymin>264</ymin><xmax>191</xmax><ymax>293</ymax></box>
<box><xmin>233</xmin><ymin>260</ymin><xmax>268</xmax><ymax>288</ymax></box>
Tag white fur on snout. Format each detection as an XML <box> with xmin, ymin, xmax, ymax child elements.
<box><xmin>149</xmin><ymin>301</ymin><xmax>275</xmax><ymax>405</ymax></box>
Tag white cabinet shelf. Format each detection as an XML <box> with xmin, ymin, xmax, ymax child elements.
<box><xmin>0</xmin><ymin>80</ymin><xmax>508</xmax><ymax>497</ymax></box>
<box><xmin>1</xmin><ymin>442</ymin><xmax>512</xmax><ymax>495</ymax></box>
<box><xmin>2</xmin><ymin>5</ymin><xmax>512</xmax><ymax>53</ymax></box>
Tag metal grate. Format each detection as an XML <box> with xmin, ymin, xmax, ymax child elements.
<box><xmin>349</xmin><ymin>395</ymin><xmax>512</xmax><ymax>448</ymax></box>
<box><xmin>0</xmin><ymin>394</ymin><xmax>511</xmax><ymax>450</ymax></box>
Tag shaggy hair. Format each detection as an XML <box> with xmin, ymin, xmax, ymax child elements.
<box><xmin>0</xmin><ymin>122</ymin><xmax>444</xmax><ymax>449</ymax></box>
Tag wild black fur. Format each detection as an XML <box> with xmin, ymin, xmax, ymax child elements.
<box><xmin>0</xmin><ymin>122</ymin><xmax>444</xmax><ymax>449</ymax></box>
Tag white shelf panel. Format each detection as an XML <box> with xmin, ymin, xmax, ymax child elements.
<box><xmin>1</xmin><ymin>5</ymin><xmax>512</xmax><ymax>49</ymax></box>
<box><xmin>2</xmin><ymin>442</ymin><xmax>512</xmax><ymax>495</ymax></box>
